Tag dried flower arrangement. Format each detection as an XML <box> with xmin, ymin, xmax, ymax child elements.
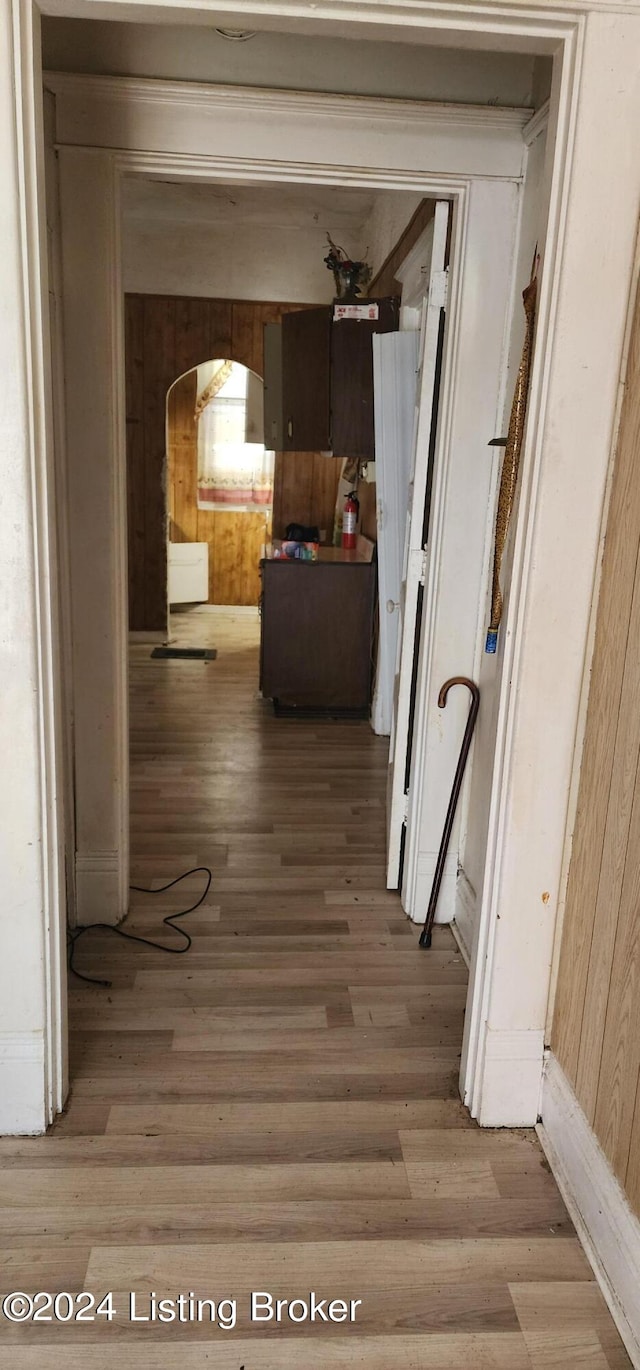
<box><xmin>324</xmin><ymin>234</ymin><xmax>373</xmax><ymax>301</ymax></box>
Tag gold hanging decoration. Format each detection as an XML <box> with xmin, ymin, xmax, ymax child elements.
<box><xmin>486</xmin><ymin>269</ymin><xmax>538</xmax><ymax>653</ymax></box>
<box><xmin>194</xmin><ymin>358</ymin><xmax>234</xmax><ymax>421</ymax></box>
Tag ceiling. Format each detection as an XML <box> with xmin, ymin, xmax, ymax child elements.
<box><xmin>42</xmin><ymin>18</ymin><xmax>552</xmax><ymax>109</ymax></box>
<box><xmin>121</xmin><ymin>178</ymin><xmax>382</xmax><ymax>234</ymax></box>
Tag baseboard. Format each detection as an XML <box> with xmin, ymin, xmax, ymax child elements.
<box><xmin>0</xmin><ymin>1033</ymin><xmax>46</xmax><ymax>1134</ymax></box>
<box><xmin>405</xmin><ymin>852</ymin><xmax>457</xmax><ymax>924</ymax></box>
<box><xmin>475</xmin><ymin>1026</ymin><xmax>545</xmax><ymax>1126</ymax></box>
<box><xmin>370</xmin><ymin>689</ymin><xmax>391</xmax><ymax>737</ymax></box>
<box><xmin>176</xmin><ymin>604</ymin><xmax>259</xmax><ymax>616</ymax></box>
<box><xmin>539</xmin><ymin>1053</ymin><xmax>640</xmax><ymax>1368</ymax></box>
<box><xmin>454</xmin><ymin>867</ymin><xmax>476</xmax><ymax>960</ymax></box>
<box><xmin>128</xmin><ymin>630</ymin><xmax>167</xmax><ymax>643</ymax></box>
<box><xmin>450</xmin><ymin>919</ymin><xmax>470</xmax><ymax>968</ymax></box>
<box><xmin>75</xmin><ymin>851</ymin><xmax>126</xmax><ymax>926</ymax></box>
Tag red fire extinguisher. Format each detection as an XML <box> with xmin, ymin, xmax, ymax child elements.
<box><xmin>342</xmin><ymin>490</ymin><xmax>359</xmax><ymax>550</ymax></box>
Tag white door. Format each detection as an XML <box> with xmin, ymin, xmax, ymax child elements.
<box><xmin>371</xmin><ymin>330</ymin><xmax>420</xmax><ymax>737</ymax></box>
<box><xmin>386</xmin><ymin>199</ymin><xmax>450</xmax><ymax>888</ymax></box>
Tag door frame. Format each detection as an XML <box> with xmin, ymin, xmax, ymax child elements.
<box><xmin>385</xmin><ymin>198</ymin><xmax>451</xmax><ymax>893</ymax></box>
<box><xmin>8</xmin><ymin>0</ymin><xmax>640</xmax><ymax>1131</ymax></box>
<box><xmin>46</xmin><ymin>69</ymin><xmax>549</xmax><ymax>1127</ymax></box>
<box><xmin>49</xmin><ymin>70</ymin><xmax>528</xmax><ymax>914</ymax></box>
<box><xmin>48</xmin><ymin>76</ymin><xmax>526</xmax><ymax>1120</ymax></box>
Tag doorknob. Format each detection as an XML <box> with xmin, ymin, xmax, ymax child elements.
<box><xmin>386</xmin><ymin>599</ymin><xmax>399</xmax><ymax>613</ymax></box>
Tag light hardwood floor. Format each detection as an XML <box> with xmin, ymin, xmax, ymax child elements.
<box><xmin>0</xmin><ymin>607</ymin><xmax>631</xmax><ymax>1367</ymax></box>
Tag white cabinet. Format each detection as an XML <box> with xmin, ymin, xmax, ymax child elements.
<box><xmin>168</xmin><ymin>542</ymin><xmax>209</xmax><ymax>604</ymax></box>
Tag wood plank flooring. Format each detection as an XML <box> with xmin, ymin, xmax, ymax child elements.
<box><xmin>0</xmin><ymin>607</ymin><xmax>630</xmax><ymax>1367</ymax></box>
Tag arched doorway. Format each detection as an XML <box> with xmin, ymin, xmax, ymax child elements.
<box><xmin>167</xmin><ymin>358</ymin><xmax>272</xmax><ymax>614</ymax></box>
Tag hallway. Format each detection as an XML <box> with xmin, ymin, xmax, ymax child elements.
<box><xmin>0</xmin><ymin>608</ymin><xmax>631</xmax><ymax>1367</ymax></box>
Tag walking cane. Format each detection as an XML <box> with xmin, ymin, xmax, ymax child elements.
<box><xmin>419</xmin><ymin>677</ymin><xmax>480</xmax><ymax>949</ymax></box>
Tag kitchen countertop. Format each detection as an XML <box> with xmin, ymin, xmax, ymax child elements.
<box><xmin>263</xmin><ymin>536</ymin><xmax>374</xmax><ymax>565</ymax></box>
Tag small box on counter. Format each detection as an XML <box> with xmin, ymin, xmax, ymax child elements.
<box><xmin>272</xmin><ymin>540</ymin><xmax>319</xmax><ymax>561</ymax></box>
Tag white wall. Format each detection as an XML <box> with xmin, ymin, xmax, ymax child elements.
<box><xmin>122</xmin><ymin>177</ymin><xmax>435</xmax><ymax>303</ymax></box>
<box><xmin>360</xmin><ymin>192</ymin><xmax>425</xmax><ymax>278</ymax></box>
<box><xmin>456</xmin><ymin>119</ymin><xmax>549</xmax><ymax>960</ymax></box>
<box><xmin>59</xmin><ymin>148</ymin><xmax>130</xmax><ymax>928</ymax></box>
<box><xmin>125</xmin><ymin>220</ymin><xmax>344</xmax><ymax>301</ymax></box>
<box><xmin>42</xmin><ymin>17</ymin><xmax>550</xmax><ymax>109</ymax></box>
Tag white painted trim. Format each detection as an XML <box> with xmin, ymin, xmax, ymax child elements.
<box><xmin>111</xmin><ymin>167</ymin><xmax>130</xmax><ymax>928</ymax></box>
<box><xmin>114</xmin><ymin>149</ymin><xmax>473</xmax><ymax>195</ymax></box>
<box><xmin>454</xmin><ymin>868</ymin><xmax>477</xmax><ymax>963</ymax></box>
<box><xmin>523</xmin><ymin>98</ymin><xmax>550</xmax><ymax>146</ymax></box>
<box><xmin>45</xmin><ymin>93</ymin><xmax>77</xmax><ymax>945</ymax></box>
<box><xmin>395</xmin><ymin>221</ymin><xmax>436</xmax><ymax>310</ymax></box>
<box><xmin>58</xmin><ymin>147</ymin><xmax>130</xmax><ymax>934</ymax></box>
<box><xmin>410</xmin><ymin>852</ymin><xmax>458</xmax><ymax>925</ymax></box>
<box><xmin>539</xmin><ymin>1053</ymin><xmax>640</xmax><ymax>1370</ymax></box>
<box><xmin>450</xmin><ymin>919</ymin><xmax>471</xmax><ymax>970</ymax></box>
<box><xmin>35</xmin><ymin>0</ymin><xmax>581</xmax><ymax>45</ymax></box>
<box><xmin>0</xmin><ymin>1033</ymin><xmax>47</xmax><ymax>1136</ymax></box>
<box><xmin>44</xmin><ymin>70</ymin><xmax>533</xmax><ymax>133</ymax></box>
<box><xmin>11</xmin><ymin>0</ymin><xmax>67</xmax><ymax>1125</ymax></box>
<box><xmin>75</xmin><ymin>852</ymin><xmax>123</xmax><ymax>927</ymax></box>
<box><xmin>459</xmin><ymin>20</ymin><xmax>585</xmax><ymax>1127</ymax></box>
<box><xmin>478</xmin><ymin>1028</ymin><xmax>546</xmax><ymax>1127</ymax></box>
<box><xmin>46</xmin><ymin>72</ymin><xmax>529</xmax><ymax>184</ymax></box>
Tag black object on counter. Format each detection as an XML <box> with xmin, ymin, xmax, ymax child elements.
<box><xmin>285</xmin><ymin>523</ymin><xmax>320</xmax><ymax>542</ymax></box>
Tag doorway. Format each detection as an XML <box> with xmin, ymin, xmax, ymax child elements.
<box><xmin>166</xmin><ymin>360</ymin><xmax>271</xmax><ymax>631</ymax></box>
<box><xmin>46</xmin><ymin>68</ymin><xmax>543</xmax><ymax>1124</ymax></box>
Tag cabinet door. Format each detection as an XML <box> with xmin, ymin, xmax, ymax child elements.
<box><xmin>281</xmin><ymin>306</ymin><xmax>332</xmax><ymax>452</ymax></box>
<box><xmin>260</xmin><ymin>561</ymin><xmax>374</xmax><ymax>708</ymax></box>
<box><xmin>263</xmin><ymin>322</ymin><xmax>283</xmax><ymax>450</ymax></box>
<box><xmin>330</xmin><ymin>297</ymin><xmax>399</xmax><ymax>460</ymax></box>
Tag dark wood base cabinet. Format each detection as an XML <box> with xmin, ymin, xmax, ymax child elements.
<box><xmin>260</xmin><ymin>557</ymin><xmax>376</xmax><ymax>711</ymax></box>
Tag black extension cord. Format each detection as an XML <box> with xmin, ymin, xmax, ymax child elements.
<box><xmin>67</xmin><ymin>866</ymin><xmax>213</xmax><ymax>988</ymax></box>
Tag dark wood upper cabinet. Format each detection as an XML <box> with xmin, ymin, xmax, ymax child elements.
<box><xmin>281</xmin><ymin>306</ymin><xmax>332</xmax><ymax>452</ymax></box>
<box><xmin>277</xmin><ymin>297</ymin><xmax>399</xmax><ymax>459</ymax></box>
<box><xmin>330</xmin><ymin>297</ymin><xmax>399</xmax><ymax>459</ymax></box>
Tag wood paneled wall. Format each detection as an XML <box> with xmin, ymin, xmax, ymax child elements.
<box><xmin>126</xmin><ymin>294</ymin><xmax>342</xmax><ymax>628</ymax></box>
<box><xmin>552</xmin><ymin>277</ymin><xmax>640</xmax><ymax>1214</ymax></box>
<box><xmin>271</xmin><ymin>450</ymin><xmax>343</xmax><ymax>543</ymax></box>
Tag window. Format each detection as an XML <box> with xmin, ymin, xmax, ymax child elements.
<box><xmin>196</xmin><ymin>359</ymin><xmax>274</xmax><ymax>512</ymax></box>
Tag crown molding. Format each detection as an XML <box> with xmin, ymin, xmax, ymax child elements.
<box><xmin>43</xmin><ymin>71</ymin><xmax>534</xmax><ymax>134</ymax></box>
<box><xmin>523</xmin><ymin>97</ymin><xmax>550</xmax><ymax>145</ymax></box>
<box><xmin>109</xmin><ymin>150</ymin><xmax>472</xmax><ymax>192</ymax></box>
<box><xmin>34</xmin><ymin>0</ymin><xmax>606</xmax><ymax>37</ymax></box>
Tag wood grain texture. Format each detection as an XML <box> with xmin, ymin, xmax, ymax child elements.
<box><xmin>552</xmin><ymin>279</ymin><xmax>640</xmax><ymax>1213</ymax></box>
<box><xmin>0</xmin><ymin>608</ymin><xmax>629</xmax><ymax>1366</ymax></box>
<box><xmin>574</xmin><ymin>555</ymin><xmax>640</xmax><ymax>1123</ymax></box>
<box><xmin>127</xmin><ymin>295</ymin><xmax>341</xmax><ymax>624</ymax></box>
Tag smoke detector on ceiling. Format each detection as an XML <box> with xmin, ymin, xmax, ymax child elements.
<box><xmin>215</xmin><ymin>27</ymin><xmax>257</xmax><ymax>41</ymax></box>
